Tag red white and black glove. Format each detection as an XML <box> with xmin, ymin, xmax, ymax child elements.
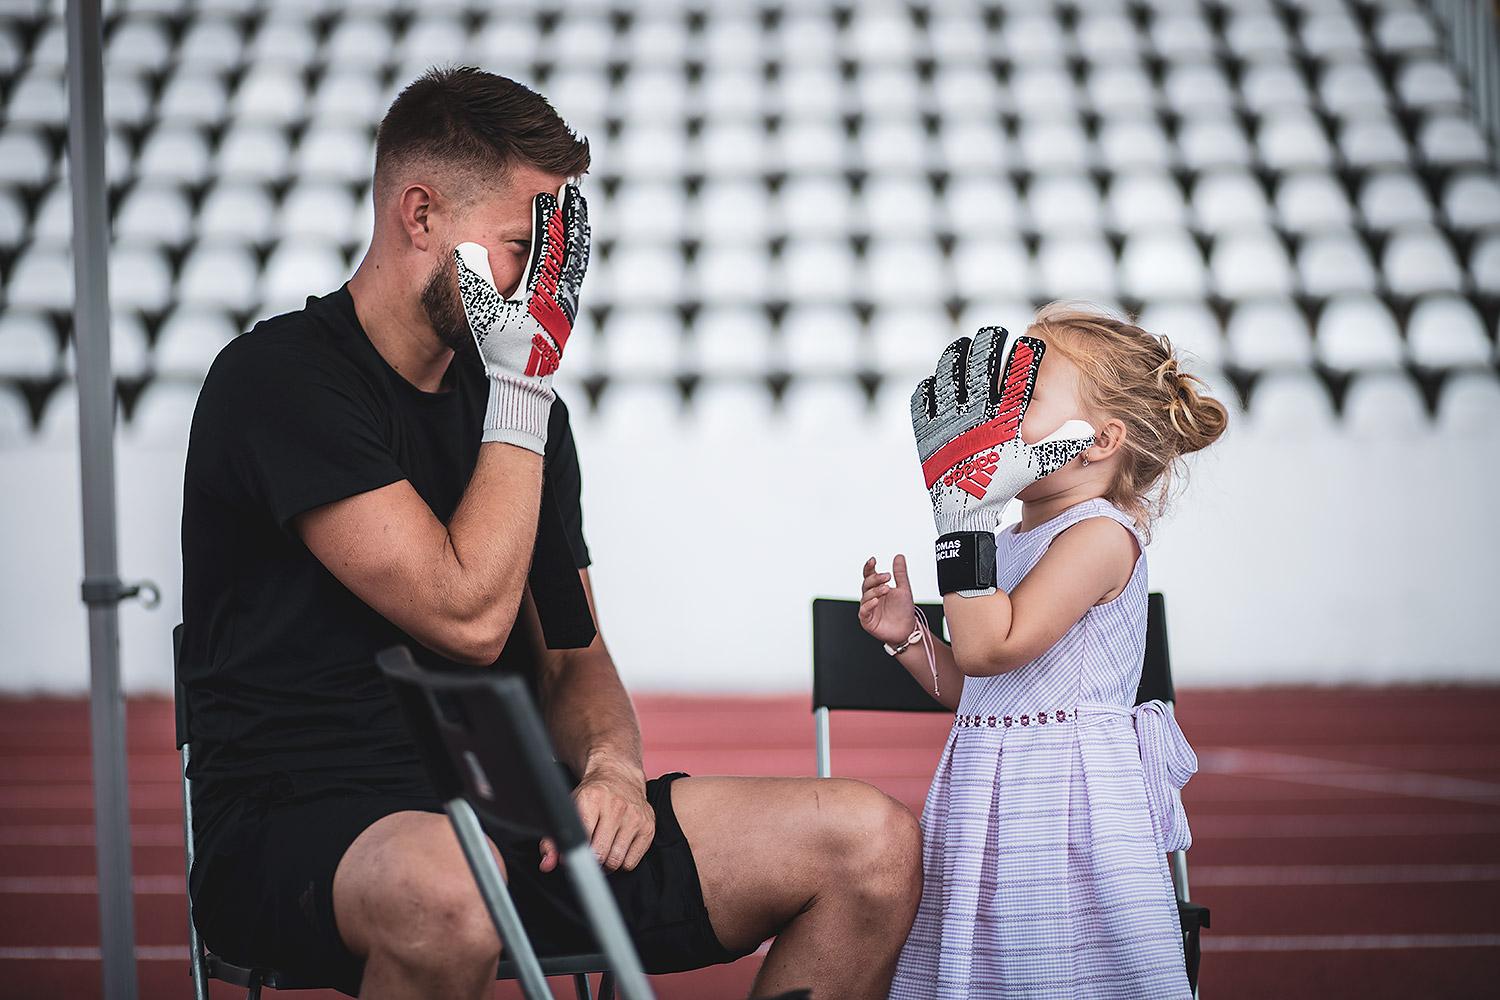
<box><xmin>455</xmin><ymin>182</ymin><xmax>589</xmax><ymax>454</ymax></box>
<box><xmin>910</xmin><ymin>326</ymin><xmax>1094</xmax><ymax>595</ymax></box>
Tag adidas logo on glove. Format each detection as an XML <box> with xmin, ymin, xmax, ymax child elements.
<box><xmin>942</xmin><ymin>450</ymin><xmax>1000</xmax><ymax>499</ymax></box>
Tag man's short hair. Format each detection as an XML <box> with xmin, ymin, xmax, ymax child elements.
<box><xmin>374</xmin><ymin>66</ymin><xmax>590</xmax><ymax>199</ymax></box>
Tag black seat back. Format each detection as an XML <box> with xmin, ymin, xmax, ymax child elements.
<box><xmin>1133</xmin><ymin>593</ymin><xmax>1174</xmax><ymax>707</ymax></box>
<box><xmin>812</xmin><ymin>598</ymin><xmax>949</xmax><ymax>713</ymax></box>
<box><xmin>375</xmin><ymin>646</ymin><xmax>590</xmax><ymax>853</ymax></box>
<box><xmin>172</xmin><ymin>623</ymin><xmax>190</xmax><ymax>750</ymax></box>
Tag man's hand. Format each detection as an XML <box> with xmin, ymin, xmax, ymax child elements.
<box><xmin>538</xmin><ymin>757</ymin><xmax>655</xmax><ymax>874</ymax></box>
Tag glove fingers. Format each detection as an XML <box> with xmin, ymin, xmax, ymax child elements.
<box><xmin>910</xmin><ymin>374</ymin><xmax>938</xmax><ymax>427</ymax></box>
<box><xmin>968</xmin><ymin>326</ymin><xmax>1005</xmax><ymax>410</ymax></box>
<box><xmin>515</xmin><ymin>190</ymin><xmax>559</xmax><ymax>305</ymax></box>
<box><xmin>556</xmin><ymin>184</ymin><xmax>591</xmax><ymax>325</ymax></box>
<box><xmin>932</xmin><ymin>336</ymin><xmax>971</xmax><ymax>416</ymax></box>
<box><xmin>995</xmin><ymin>335</ymin><xmax>1046</xmax><ymax>439</ymax></box>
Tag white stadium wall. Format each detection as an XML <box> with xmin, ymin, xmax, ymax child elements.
<box><xmin>1</xmin><ymin>378</ymin><xmax>1496</xmax><ymax>694</ymax></box>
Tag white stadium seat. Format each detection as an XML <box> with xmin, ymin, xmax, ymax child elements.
<box><xmin>178</xmin><ymin>16</ymin><xmax>244</xmax><ymax>70</ymax></box>
<box><xmin>1418</xmin><ymin>116</ymin><xmax>1489</xmax><ymax>168</ymax></box>
<box><xmin>179</xmin><ymin>245</ymin><xmax>261</xmax><ymax>312</ymax></box>
<box><xmin>260</xmin><ymin>243</ymin><xmax>349</xmax><ymax>315</ymax></box>
<box><xmin>1246</xmin><ymin>371</ymin><xmax>1336</xmax><ymax>434</ymax></box>
<box><xmin>858</xmin><ymin>121</ymin><xmax>930</xmax><ymax>174</ymax></box>
<box><xmin>278</xmin><ymin>182</ymin><xmax>360</xmax><ymax>243</ymax></box>
<box><xmin>115</xmin><ymin>184</ymin><xmax>194</xmax><ymax>247</ymax></box>
<box><xmin>1275</xmin><ymin>172</ymin><xmax>1354</xmax><ymax>232</ymax></box>
<box><xmin>1258</xmin><ymin>111</ymin><xmax>1334</xmax><ymax>171</ymax></box>
<box><xmin>1358</xmin><ymin>171</ymin><xmax>1433</xmax><ymax>229</ymax></box>
<box><xmin>1226</xmin><ymin>298</ymin><xmax>1313</xmax><ymax>370</ymax></box>
<box><xmin>870</xmin><ymin>306</ymin><xmax>952</xmax><ymax>378</ymax></box>
<box><xmin>7</xmin><ymin>245</ymin><xmax>73</xmax><ymax>311</ymax></box>
<box><xmin>943</xmin><ymin>176</ymin><xmax>1024</xmax><ymax>236</ymax></box>
<box><xmin>1120</xmin><ymin>233</ymin><xmax>1209</xmax><ymax>300</ymax></box>
<box><xmin>1108</xmin><ymin>171</ymin><xmax>1188</xmax><ymax>231</ymax></box>
<box><xmin>1135</xmin><ymin>301</ymin><xmax>1224</xmax><ymax>371</ymax></box>
<box><xmin>860</xmin><ymin>176</ymin><xmax>938</xmax><ymax>236</ymax></box>
<box><xmin>1382</xmin><ymin>227</ymin><xmax>1465</xmax><ymax>296</ymax></box>
<box><xmin>0</xmin><ymin>384</ymin><xmax>31</xmax><ymax>446</ymax></box>
<box><xmin>62</xmin><ymin>311</ymin><xmax>149</xmax><ymax>381</ymax></box>
<box><xmin>1036</xmin><ymin>235</ymin><xmax>1116</xmax><ymax>300</ymax></box>
<box><xmin>154</xmin><ymin>308</ymin><xmax>240</xmax><ymax>379</ymax></box>
<box><xmin>1212</xmin><ymin>231</ymin><xmax>1295</xmax><ymax>299</ymax></box>
<box><xmin>325</xmin><ymin>16</ymin><xmax>393</xmax><ymax>67</ymax></box>
<box><xmin>247</xmin><ymin>16</ymin><xmax>320</xmax><ymax>69</ymax></box>
<box><xmin>309</xmin><ymin>70</ymin><xmax>385</xmax><ymax>124</ymax></box>
<box><xmin>109</xmin><ymin>247</ymin><xmax>174</xmax><ymax>312</ymax></box>
<box><xmin>1241</xmin><ymin>63</ymin><xmax>1311</xmax><ymax>113</ymax></box>
<box><xmin>1318</xmin><ymin>62</ymin><xmax>1388</xmax><ymax>118</ymax></box>
<box><xmin>1224</xmin><ymin>12</ymin><xmax>1291</xmax><ymax>60</ymax></box>
<box><xmin>1342</xmin><ymin>372</ymin><xmax>1426</xmax><ymax>437</ymax></box>
<box><xmin>696</xmin><ymin>179</ymin><xmax>772</xmax><ymax>242</ymax></box>
<box><xmin>107</xmin><ymin>17</ymin><xmax>173</xmax><ymax>72</ymax></box>
<box><xmin>1163</xmin><ymin>64</ymin><xmax>1235</xmax><ymax>116</ymax></box>
<box><xmin>1192</xmin><ymin>170</ymin><xmax>1272</xmax><ymax>233</ymax></box>
<box><xmin>156</xmin><ymin>69</ymin><xmax>230</xmax><ymax>125</ymax></box>
<box><xmin>1444</xmin><ymin>174</ymin><xmax>1500</xmax><ymax>231</ymax></box>
<box><xmin>0</xmin><ymin>127</ymin><xmax>54</xmax><ymax>187</ymax></box>
<box><xmin>1338</xmin><ymin>116</ymin><xmax>1410</xmax><ymax>170</ymax></box>
<box><xmin>32</xmin><ymin>183</ymin><xmax>71</xmax><ymax>243</ymax></box>
<box><xmin>7</xmin><ymin>68</ymin><xmax>67</xmax><ymax>127</ymax></box>
<box><xmin>608</xmin><ymin>181</ymin><xmax>688</xmax><ymax>243</ymax></box>
<box><xmin>1028</xmin><ymin>174</ymin><xmax>1103</xmax><ymax>233</ymax></box>
<box><xmin>1077</xmin><ymin>12</ymin><xmax>1142</xmax><ymax>61</ymax></box>
<box><xmin>865</xmin><ymin>241</ymin><xmax>948</xmax><ymax>307</ymax></box>
<box><xmin>691</xmin><ymin>307</ymin><xmax>778</xmax><ymax>379</ymax></box>
<box><xmin>1315</xmin><ymin>295</ymin><xmax>1405</xmax><ymax>371</ymax></box>
<box><xmin>0</xmin><ymin>311</ymin><xmax>58</xmax><ymax>378</ymax></box>
<box><xmin>950</xmin><ymin>237</ymin><xmax>1033</xmax><ymax>302</ymax></box>
<box><xmin>1406</xmin><ymin>296</ymin><xmax>1492</xmax><ymax>368</ymax></box>
<box><xmin>295</xmin><ymin>125</ymin><xmax>374</xmax><ymax>184</ymax></box>
<box><xmin>689</xmin><ymin>380</ymin><xmax>773</xmax><ymax>437</ymax></box>
<box><xmin>136</xmin><ymin>126</ymin><xmax>212</xmax><ymax>185</ymax></box>
<box><xmin>216</xmin><ymin>124</ymin><xmax>292</xmax><ymax>183</ymax></box>
<box><xmin>233</xmin><ymin>65</ymin><xmax>307</xmax><ymax>124</ymax></box>
<box><xmin>126</xmin><ymin>379</ymin><xmax>202</xmax><ymax>448</ymax></box>
<box><xmin>955</xmin><ymin>300</ymin><xmax>1030</xmax><ymax>340</ymax></box>
<box><xmin>1437</xmin><ymin>371</ymin><xmax>1500</xmax><ymax>433</ymax></box>
<box><xmin>782</xmin><ymin>305</ymin><xmax>861</xmax><ymax>377</ymax></box>
<box><xmin>1011</xmin><ymin>66</ymin><xmax>1079</xmax><ymax>115</ymax></box>
<box><xmin>1018</xmin><ymin>117</ymin><xmax>1093</xmax><ymax>173</ymax></box>
<box><xmin>1151</xmin><ymin>14</ymin><xmax>1216</xmax><ymax>61</ymax></box>
<box><xmin>602</xmin><ymin>243</ymin><xmax>689</xmax><ymax>306</ymax></box>
<box><xmin>695</xmin><ymin>244</ymin><xmax>774</xmax><ymax>304</ymax></box>
<box><xmin>0</xmin><ymin>190</ymin><xmax>22</xmax><ymax>249</ymax></box>
<box><xmin>699</xmin><ymin>122</ymin><xmax>768</xmax><ymax>178</ymax></box>
<box><xmin>782</xmin><ymin>378</ymin><xmax>869</xmax><ymax>435</ymax></box>
<box><xmin>1472</xmin><ymin>234</ymin><xmax>1500</xmax><ymax>294</ymax></box>
<box><xmin>783</xmin><ymin>240</ymin><xmax>857</xmax><ymax>303</ymax></box>
<box><xmin>1374</xmin><ymin>10</ymin><xmax>1440</xmax><ymax>56</ymax></box>
<box><xmin>1395</xmin><ymin>61</ymin><xmax>1466</xmax><ymax>111</ymax></box>
<box><xmin>1086</xmin><ymin>65</ymin><xmax>1157</xmax><ymax>117</ymax></box>
<box><xmin>776</xmin><ymin>120</ymin><xmax>848</xmax><ymax>174</ymax></box>
<box><xmin>1297</xmin><ymin>231</ymin><xmax>1379</xmax><ymax>297</ymax></box>
<box><xmin>1097</xmin><ymin>118</ymin><xmax>1174</xmax><ymax>172</ymax></box>
<box><xmin>199</xmin><ymin>182</ymin><xmax>277</xmax><ymax>244</ymax></box>
<box><xmin>1302</xmin><ymin>11</ymin><xmax>1367</xmax><ymax>61</ymax></box>
<box><xmin>598</xmin><ymin>308</ymin><xmax>685</xmax><ymax>379</ymax></box>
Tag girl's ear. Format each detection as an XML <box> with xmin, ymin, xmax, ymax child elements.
<box><xmin>1085</xmin><ymin>418</ymin><xmax>1127</xmax><ymax>463</ymax></box>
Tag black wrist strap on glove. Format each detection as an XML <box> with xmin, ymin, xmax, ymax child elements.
<box><xmin>935</xmin><ymin>531</ymin><xmax>998</xmax><ymax>596</ymax></box>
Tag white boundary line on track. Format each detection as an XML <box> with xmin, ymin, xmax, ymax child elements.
<box><xmin>1198</xmin><ymin>748</ymin><xmax>1500</xmax><ymax>804</ymax></box>
<box><xmin>1203</xmin><ymin>934</ymin><xmax>1500</xmax><ymax>952</ymax></box>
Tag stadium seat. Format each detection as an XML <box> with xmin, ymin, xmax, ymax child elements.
<box><xmin>595</xmin><ymin>381</ymin><xmax>683</xmax><ymax>440</ymax></box>
<box><xmin>1318</xmin><ymin>61</ymin><xmax>1388</xmax><ymax>118</ymax></box>
<box><xmin>782</xmin><ymin>378</ymin><xmax>868</xmax><ymax>435</ymax></box>
<box><xmin>1163</xmin><ymin>64</ymin><xmax>1235</xmax><ymax>116</ymax></box>
<box><xmin>0</xmin><ymin>190</ymin><xmax>25</xmax><ymax>250</ymax></box>
<box><xmin>247</xmin><ymin>16</ymin><xmax>319</xmax><ymax>70</ymax></box>
<box><xmin>260</xmin><ymin>243</ymin><xmax>349</xmax><ymax>315</ymax></box>
<box><xmin>0</xmin><ymin>384</ymin><xmax>31</xmax><ymax>446</ymax></box>
<box><xmin>177</xmin><ymin>16</ymin><xmax>244</xmax><ymax>70</ymax></box>
<box><xmin>233</xmin><ymin>65</ymin><xmax>307</xmax><ymax>125</ymax></box>
<box><xmin>1395</xmin><ymin>60</ymin><xmax>1466</xmax><ymax>111</ymax></box>
<box><xmin>325</xmin><ymin>15</ymin><xmax>392</xmax><ymax>67</ymax></box>
<box><xmin>278</xmin><ymin>182</ymin><xmax>360</xmax><ymax>244</ymax></box>
<box><xmin>1018</xmin><ymin>117</ymin><xmax>1093</xmax><ymax>173</ymax></box>
<box><xmin>1302</xmin><ymin>10</ymin><xmax>1368</xmax><ymax>61</ymax></box>
<box><xmin>0</xmin><ymin>311</ymin><xmax>58</xmax><ymax>378</ymax></box>
<box><xmin>782</xmin><ymin>305</ymin><xmax>861</xmax><ymax>377</ymax></box>
<box><xmin>1338</xmin><ymin>115</ymin><xmax>1411</xmax><ymax>170</ymax></box>
<box><xmin>295</xmin><ymin>125</ymin><xmax>374</xmax><ymax>184</ymax></box>
<box><xmin>136</xmin><ymin>126</ymin><xmax>213</xmax><ymax>185</ymax></box>
<box><xmin>1246</xmin><ymin>371</ymin><xmax>1336</xmax><ymax>433</ymax></box>
<box><xmin>38</xmin><ymin>383</ymin><xmax>85</xmax><ymax>446</ymax></box>
<box><xmin>783</xmin><ymin>240</ymin><xmax>857</xmax><ymax>304</ymax></box>
<box><xmin>126</xmin><ymin>379</ymin><xmax>202</xmax><ymax>448</ymax></box>
<box><xmin>698</xmin><ymin>67</ymin><xmax>765</xmax><ymax>122</ymax></box>
<box><xmin>153</xmin><ymin>308</ymin><xmax>240</xmax><ymax>380</ymax></box>
<box><xmin>1226</xmin><ymin>298</ymin><xmax>1313</xmax><ymax>370</ymax></box>
<box><xmin>1109</xmin><ymin>172</ymin><xmax>1189</xmax><ymax>231</ymax></box>
<box><xmin>109</xmin><ymin>247</ymin><xmax>174</xmax><ymax>312</ymax></box>
<box><xmin>1342</xmin><ymin>372</ymin><xmax>1426</xmax><ymax>437</ymax></box>
<box><xmin>1469</xmin><ymin>234</ymin><xmax>1500</xmax><ymax>294</ymax></box>
<box><xmin>1258</xmin><ymin>111</ymin><xmax>1335</xmax><ymax>171</ymax></box>
<box><xmin>156</xmin><ymin>69</ymin><xmax>230</xmax><ymax>125</ymax></box>
<box><xmin>604</xmin><ymin>243</ymin><xmax>689</xmax><ymax>306</ymax></box>
<box><xmin>696</xmin><ymin>179</ymin><xmax>772</xmax><ymax>242</ymax></box>
<box><xmin>1224</xmin><ymin>11</ymin><xmax>1292</xmax><ymax>60</ymax></box>
<box><xmin>1315</xmin><ymin>295</ymin><xmax>1405</xmax><ymax>371</ymax></box>
<box><xmin>1417</xmin><ymin>116</ymin><xmax>1490</xmax><ymax>168</ymax></box>
<box><xmin>62</xmin><ymin>311</ymin><xmax>149</xmax><ymax>381</ymax></box>
<box><xmin>1135</xmin><ymin>301</ymin><xmax>1225</xmax><ymax>371</ymax></box>
<box><xmin>695</xmin><ymin>243</ymin><xmax>774</xmax><ymax>304</ymax></box>
<box><xmin>950</xmin><ymin>236</ymin><xmax>1033</xmax><ymax>302</ymax></box>
<box><xmin>1120</xmin><ymin>233</ymin><xmax>1209</xmax><ymax>300</ymax></box>
<box><xmin>115</xmin><ymin>184</ymin><xmax>194</xmax><ymax>248</ymax></box>
<box><xmin>1211</xmin><ymin>231</ymin><xmax>1295</xmax><ymax>299</ymax></box>
<box><xmin>31</xmin><ymin>183</ymin><xmax>71</xmax><ymax>243</ymax></box>
<box><xmin>7</xmin><ymin>68</ymin><xmax>67</xmax><ymax>127</ymax></box>
<box><xmin>198</xmin><ymin>182</ymin><xmax>277</xmax><ymax>245</ymax></box>
<box><xmin>7</xmin><ymin>245</ymin><xmax>73</xmax><ymax>311</ymax></box>
<box><xmin>870</xmin><ymin>305</ymin><xmax>952</xmax><ymax>378</ymax></box>
<box><xmin>700</xmin><ymin>122</ymin><xmax>768</xmax><ymax>178</ymax></box>
<box><xmin>1241</xmin><ymin>63</ymin><xmax>1312</xmax><ymax>113</ymax></box>
<box><xmin>928</xmin><ymin>10</ymin><xmax>988</xmax><ymax>63</ymax></box>
<box><xmin>776</xmin><ymin>66</ymin><xmax>845</xmax><ymax>122</ymax></box>
<box><xmin>690</xmin><ymin>307</ymin><xmax>779</xmax><ymax>379</ymax></box>
<box><xmin>1037</xmin><ymin>234</ymin><xmax>1117</xmax><ymax>300</ymax></box>
<box><xmin>615</xmin><ymin>124</ymin><xmax>689</xmax><ymax>179</ymax></box>
<box><xmin>856</xmin><ymin>66</ymin><xmax>926</xmax><ymax>119</ymax></box>
<box><xmin>1028</xmin><ymin>173</ymin><xmax>1103</xmax><ymax>233</ymax></box>
<box><xmin>309</xmin><ymin>69</ymin><xmax>386</xmax><ymax>124</ymax></box>
<box><xmin>1297</xmin><ymin>231</ymin><xmax>1379</xmax><ymax>297</ymax></box>
<box><xmin>1436</xmin><ymin>371</ymin><xmax>1500</xmax><ymax>433</ymax></box>
<box><xmin>866</xmin><ymin>241</ymin><xmax>948</xmax><ymax>306</ymax></box>
<box><xmin>1012</xmin><ymin>65</ymin><xmax>1079</xmax><ymax>115</ymax></box>
<box><xmin>1193</xmin><ymin>170</ymin><xmax>1271</xmax><ymax>232</ymax></box>
<box><xmin>1373</xmin><ymin>9</ymin><xmax>1441</xmax><ymax>56</ymax></box>
<box><xmin>861</xmin><ymin>176</ymin><xmax>940</xmax><ymax>237</ymax></box>
<box><xmin>776</xmin><ymin>120</ymin><xmax>848</xmax><ymax>174</ymax></box>
<box><xmin>1002</xmin><ymin>13</ymin><xmax>1069</xmax><ymax>64</ymax></box>
<box><xmin>216</xmin><ymin>124</ymin><xmax>292</xmax><ymax>183</ymax></box>
<box><xmin>1358</xmin><ymin>171</ymin><xmax>1433</xmax><ymax>229</ymax></box>
<box><xmin>1406</xmin><ymin>295</ymin><xmax>1493</xmax><ymax>368</ymax></box>
<box><xmin>1382</xmin><ymin>227</ymin><xmax>1464</xmax><ymax>296</ymax></box>
<box><xmin>0</xmin><ymin>127</ymin><xmax>53</xmax><ymax>187</ymax></box>
<box><xmin>1077</xmin><ymin>12</ymin><xmax>1142</xmax><ymax>61</ymax></box>
<box><xmin>1443</xmin><ymin>173</ymin><xmax>1500</xmax><ymax>231</ymax></box>
<box><xmin>1097</xmin><ymin>118</ymin><xmax>1174</xmax><ymax>172</ymax></box>
<box><xmin>598</xmin><ymin>308</ymin><xmax>685</xmax><ymax>380</ymax></box>
<box><xmin>943</xmin><ymin>176</ymin><xmax>1024</xmax><ymax>236</ymax></box>
<box><xmin>609</xmin><ymin>180</ymin><xmax>688</xmax><ymax>244</ymax></box>
<box><xmin>1275</xmin><ymin>172</ymin><xmax>1355</xmax><ymax>232</ymax></box>
<box><xmin>1086</xmin><ymin>65</ymin><xmax>1158</xmax><ymax>117</ymax></box>
<box><xmin>1151</xmin><ymin>13</ymin><xmax>1216</xmax><ymax>60</ymax></box>
<box><xmin>630</xmin><ymin>15</ymin><xmax>689</xmax><ymax>66</ymax></box>
<box><xmin>179</xmin><ymin>244</ymin><xmax>260</xmax><ymax>313</ymax></box>
<box><xmin>107</xmin><ymin>17</ymin><xmax>173</xmax><ymax>72</ymax></box>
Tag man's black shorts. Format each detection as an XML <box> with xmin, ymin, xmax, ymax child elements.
<box><xmin>190</xmin><ymin>772</ymin><xmax>748</xmax><ymax>996</ymax></box>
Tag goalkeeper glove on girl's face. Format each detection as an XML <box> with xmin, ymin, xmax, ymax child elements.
<box><xmin>454</xmin><ymin>182</ymin><xmax>590</xmax><ymax>454</ymax></box>
<box><xmin>911</xmin><ymin>325</ymin><xmax>1096</xmax><ymax>537</ymax></box>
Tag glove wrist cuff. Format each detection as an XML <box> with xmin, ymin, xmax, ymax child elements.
<box><xmin>482</xmin><ymin>374</ymin><xmax>554</xmax><ymax>455</ymax></box>
<box><xmin>935</xmin><ymin>531</ymin><xmax>998</xmax><ymax>597</ymax></box>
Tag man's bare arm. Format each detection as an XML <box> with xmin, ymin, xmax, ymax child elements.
<box><xmin>295</xmin><ymin>443</ymin><xmax>543</xmax><ymax>665</ymax></box>
<box><xmin>525</xmin><ymin>570</ymin><xmax>654</xmax><ymax>872</ymax></box>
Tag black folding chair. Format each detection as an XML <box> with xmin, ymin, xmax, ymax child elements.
<box><xmin>172</xmin><ymin>625</ymin><xmax>622</xmax><ymax>999</ymax></box>
<box><xmin>375</xmin><ymin>644</ymin><xmax>655</xmax><ymax>1000</ymax></box>
<box><xmin>810</xmin><ymin>593</ymin><xmax>1209</xmax><ymax>997</ymax></box>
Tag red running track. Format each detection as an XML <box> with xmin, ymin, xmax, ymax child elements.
<box><xmin>1</xmin><ymin>688</ymin><xmax>1497</xmax><ymax>999</ymax></box>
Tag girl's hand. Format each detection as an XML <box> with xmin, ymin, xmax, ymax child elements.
<box><xmin>859</xmin><ymin>555</ymin><xmax>917</xmax><ymax>646</ymax></box>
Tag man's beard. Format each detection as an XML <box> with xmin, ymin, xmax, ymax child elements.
<box><xmin>420</xmin><ymin>249</ymin><xmax>478</xmax><ymax>363</ymax></box>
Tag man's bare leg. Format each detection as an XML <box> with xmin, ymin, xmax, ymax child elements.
<box><xmin>332</xmin><ymin>811</ymin><xmax>503</xmax><ymax>1000</ymax></box>
<box><xmin>671</xmin><ymin>776</ymin><xmax>923</xmax><ymax>1000</ymax></box>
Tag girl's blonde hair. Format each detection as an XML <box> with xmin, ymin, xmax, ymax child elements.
<box><xmin>1026</xmin><ymin>302</ymin><xmax>1229</xmax><ymax>537</ymax></box>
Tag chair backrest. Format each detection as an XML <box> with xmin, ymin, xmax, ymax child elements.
<box><xmin>812</xmin><ymin>598</ymin><xmax>949</xmax><ymax>713</ymax></box>
<box><xmin>375</xmin><ymin>646</ymin><xmax>590</xmax><ymax>854</ymax></box>
<box><xmin>1134</xmin><ymin>592</ymin><xmax>1174</xmax><ymax>707</ymax></box>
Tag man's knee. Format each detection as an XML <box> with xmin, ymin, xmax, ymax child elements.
<box><xmin>337</xmin><ymin>816</ymin><xmax>503</xmax><ymax>975</ymax></box>
<box><xmin>818</xmin><ymin>780</ymin><xmax>923</xmax><ymax>907</ymax></box>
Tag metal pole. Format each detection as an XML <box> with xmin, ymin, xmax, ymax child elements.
<box><xmin>64</xmin><ymin>1</ymin><xmax>139</xmax><ymax>998</ymax></box>
<box><xmin>562</xmin><ymin>844</ymin><xmax>656</xmax><ymax>1000</ymax></box>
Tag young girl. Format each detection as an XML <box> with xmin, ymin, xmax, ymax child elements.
<box><xmin>862</xmin><ymin>304</ymin><xmax>1228</xmax><ymax>999</ymax></box>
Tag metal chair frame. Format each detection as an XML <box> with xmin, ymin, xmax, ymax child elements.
<box><xmin>173</xmin><ymin>625</ymin><xmax>619</xmax><ymax>1000</ymax></box>
<box><xmin>810</xmin><ymin>593</ymin><xmax>1209</xmax><ymax>997</ymax></box>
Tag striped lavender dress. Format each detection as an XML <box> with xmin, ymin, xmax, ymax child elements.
<box><xmin>891</xmin><ymin>498</ymin><xmax>1196</xmax><ymax>1000</ymax></box>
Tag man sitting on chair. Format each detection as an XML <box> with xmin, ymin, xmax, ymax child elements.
<box><xmin>180</xmin><ymin>66</ymin><xmax>921</xmax><ymax>1000</ymax></box>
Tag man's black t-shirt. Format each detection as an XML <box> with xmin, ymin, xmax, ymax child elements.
<box><xmin>180</xmin><ymin>285</ymin><xmax>591</xmax><ymax>828</ymax></box>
